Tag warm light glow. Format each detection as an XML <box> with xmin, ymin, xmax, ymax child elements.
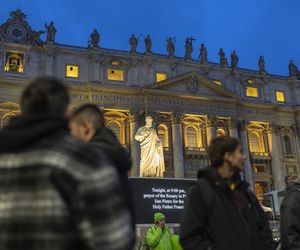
<box><xmin>254</xmin><ymin>182</ymin><xmax>267</xmax><ymax>204</ymax></box>
<box><xmin>246</xmin><ymin>87</ymin><xmax>259</xmax><ymax>97</ymax></box>
<box><xmin>213</xmin><ymin>80</ymin><xmax>222</xmax><ymax>86</ymax></box>
<box><xmin>247</xmin><ymin>79</ymin><xmax>254</xmax><ymax>84</ymax></box>
<box><xmin>216</xmin><ymin>128</ymin><xmax>226</xmax><ymax>137</ymax></box>
<box><xmin>158</xmin><ymin>124</ymin><xmax>169</xmax><ymax>148</ymax></box>
<box><xmin>66</xmin><ymin>65</ymin><xmax>79</xmax><ymax>78</ymax></box>
<box><xmin>107</xmin><ymin>69</ymin><xmax>124</xmax><ymax>81</ymax></box>
<box><xmin>156</xmin><ymin>72</ymin><xmax>168</xmax><ymax>82</ymax></box>
<box><xmin>276</xmin><ymin>91</ymin><xmax>285</xmax><ymax>102</ymax></box>
<box><xmin>249</xmin><ymin>132</ymin><xmax>265</xmax><ymax>153</ymax></box>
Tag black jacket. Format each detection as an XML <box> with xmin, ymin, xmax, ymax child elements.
<box><xmin>280</xmin><ymin>179</ymin><xmax>300</xmax><ymax>250</ymax></box>
<box><xmin>180</xmin><ymin>168</ymin><xmax>274</xmax><ymax>250</ymax></box>
<box><xmin>89</xmin><ymin>127</ymin><xmax>135</xmax><ymax>230</ymax></box>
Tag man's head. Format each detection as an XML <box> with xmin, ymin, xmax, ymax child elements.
<box><xmin>69</xmin><ymin>104</ymin><xmax>104</xmax><ymax>143</ymax></box>
<box><xmin>154</xmin><ymin>212</ymin><xmax>165</xmax><ymax>227</ymax></box>
<box><xmin>208</xmin><ymin>136</ymin><xmax>246</xmax><ymax>174</ymax></box>
<box><xmin>21</xmin><ymin>77</ymin><xmax>69</xmax><ymax>117</ymax></box>
<box><xmin>145</xmin><ymin>116</ymin><xmax>153</xmax><ymax>127</ymax></box>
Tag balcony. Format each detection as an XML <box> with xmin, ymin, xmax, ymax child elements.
<box><xmin>184</xmin><ymin>147</ymin><xmax>207</xmax><ymax>159</ymax></box>
<box><xmin>250</xmin><ymin>152</ymin><xmax>271</xmax><ymax>162</ymax></box>
<box><xmin>285</xmin><ymin>154</ymin><xmax>296</xmax><ymax>160</ymax></box>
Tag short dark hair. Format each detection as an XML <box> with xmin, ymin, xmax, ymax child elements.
<box><xmin>208</xmin><ymin>136</ymin><xmax>240</xmax><ymax>168</ymax></box>
<box><xmin>71</xmin><ymin>104</ymin><xmax>104</xmax><ymax>129</ymax></box>
<box><xmin>21</xmin><ymin>77</ymin><xmax>69</xmax><ymax>116</ymax></box>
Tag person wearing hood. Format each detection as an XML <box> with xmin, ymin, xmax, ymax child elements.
<box><xmin>280</xmin><ymin>178</ymin><xmax>300</xmax><ymax>249</ymax></box>
<box><xmin>146</xmin><ymin>212</ymin><xmax>173</xmax><ymax>250</ymax></box>
<box><xmin>180</xmin><ymin>136</ymin><xmax>275</xmax><ymax>250</ymax></box>
<box><xmin>69</xmin><ymin>103</ymin><xmax>135</xmax><ymax>231</ymax></box>
<box><xmin>0</xmin><ymin>77</ymin><xmax>134</xmax><ymax>250</ymax></box>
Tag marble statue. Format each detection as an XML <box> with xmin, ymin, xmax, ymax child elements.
<box><xmin>199</xmin><ymin>43</ymin><xmax>208</xmax><ymax>63</ymax></box>
<box><xmin>167</xmin><ymin>37</ymin><xmax>175</xmax><ymax>57</ymax></box>
<box><xmin>89</xmin><ymin>29</ymin><xmax>100</xmax><ymax>48</ymax></box>
<box><xmin>258</xmin><ymin>56</ymin><xmax>266</xmax><ymax>73</ymax></box>
<box><xmin>218</xmin><ymin>48</ymin><xmax>228</xmax><ymax>66</ymax></box>
<box><xmin>288</xmin><ymin>60</ymin><xmax>299</xmax><ymax>77</ymax></box>
<box><xmin>129</xmin><ymin>34</ymin><xmax>138</xmax><ymax>52</ymax></box>
<box><xmin>45</xmin><ymin>21</ymin><xmax>56</xmax><ymax>42</ymax></box>
<box><xmin>231</xmin><ymin>50</ymin><xmax>239</xmax><ymax>69</ymax></box>
<box><xmin>144</xmin><ymin>35</ymin><xmax>152</xmax><ymax>53</ymax></box>
<box><xmin>135</xmin><ymin>116</ymin><xmax>165</xmax><ymax>177</ymax></box>
<box><xmin>184</xmin><ymin>37</ymin><xmax>193</xmax><ymax>60</ymax></box>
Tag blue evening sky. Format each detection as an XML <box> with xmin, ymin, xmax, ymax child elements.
<box><xmin>1</xmin><ymin>0</ymin><xmax>299</xmax><ymax>76</ymax></box>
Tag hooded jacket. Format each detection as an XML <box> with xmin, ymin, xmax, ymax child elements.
<box><xmin>180</xmin><ymin>167</ymin><xmax>275</xmax><ymax>250</ymax></box>
<box><xmin>146</xmin><ymin>213</ymin><xmax>172</xmax><ymax>250</ymax></box>
<box><xmin>0</xmin><ymin>115</ymin><xmax>134</xmax><ymax>250</ymax></box>
<box><xmin>280</xmin><ymin>178</ymin><xmax>300</xmax><ymax>250</ymax></box>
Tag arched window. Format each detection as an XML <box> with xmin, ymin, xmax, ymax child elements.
<box><xmin>216</xmin><ymin>128</ymin><xmax>226</xmax><ymax>137</ymax></box>
<box><xmin>186</xmin><ymin>126</ymin><xmax>198</xmax><ymax>147</ymax></box>
<box><xmin>107</xmin><ymin>121</ymin><xmax>121</xmax><ymax>142</ymax></box>
<box><xmin>284</xmin><ymin>135</ymin><xmax>293</xmax><ymax>155</ymax></box>
<box><xmin>249</xmin><ymin>132</ymin><xmax>260</xmax><ymax>152</ymax></box>
<box><xmin>157</xmin><ymin>124</ymin><xmax>169</xmax><ymax>148</ymax></box>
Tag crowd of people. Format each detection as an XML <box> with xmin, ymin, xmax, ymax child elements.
<box><xmin>0</xmin><ymin>76</ymin><xmax>298</xmax><ymax>250</ymax></box>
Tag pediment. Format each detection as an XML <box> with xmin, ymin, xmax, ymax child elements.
<box><xmin>147</xmin><ymin>71</ymin><xmax>240</xmax><ymax>100</ymax></box>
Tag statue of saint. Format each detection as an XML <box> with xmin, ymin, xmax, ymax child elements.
<box><xmin>166</xmin><ymin>37</ymin><xmax>175</xmax><ymax>57</ymax></box>
<box><xmin>184</xmin><ymin>37</ymin><xmax>193</xmax><ymax>60</ymax></box>
<box><xmin>45</xmin><ymin>22</ymin><xmax>56</xmax><ymax>42</ymax></box>
<box><xmin>129</xmin><ymin>34</ymin><xmax>138</xmax><ymax>52</ymax></box>
<box><xmin>144</xmin><ymin>35</ymin><xmax>152</xmax><ymax>53</ymax></box>
<box><xmin>231</xmin><ymin>50</ymin><xmax>239</xmax><ymax>69</ymax></box>
<box><xmin>258</xmin><ymin>56</ymin><xmax>266</xmax><ymax>73</ymax></box>
<box><xmin>89</xmin><ymin>29</ymin><xmax>100</xmax><ymax>48</ymax></box>
<box><xmin>218</xmin><ymin>48</ymin><xmax>228</xmax><ymax>66</ymax></box>
<box><xmin>288</xmin><ymin>60</ymin><xmax>299</xmax><ymax>77</ymax></box>
<box><xmin>135</xmin><ymin>116</ymin><xmax>165</xmax><ymax>177</ymax></box>
<box><xmin>198</xmin><ymin>43</ymin><xmax>208</xmax><ymax>63</ymax></box>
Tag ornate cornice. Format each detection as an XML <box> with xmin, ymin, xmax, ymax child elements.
<box><xmin>171</xmin><ymin>112</ymin><xmax>183</xmax><ymax>124</ymax></box>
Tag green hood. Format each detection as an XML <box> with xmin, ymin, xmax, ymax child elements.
<box><xmin>154</xmin><ymin>212</ymin><xmax>165</xmax><ymax>223</ymax></box>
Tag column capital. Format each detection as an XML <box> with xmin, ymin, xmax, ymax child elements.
<box><xmin>266</xmin><ymin>123</ymin><xmax>281</xmax><ymax>135</ymax></box>
<box><xmin>228</xmin><ymin>118</ymin><xmax>239</xmax><ymax>128</ymax></box>
<box><xmin>128</xmin><ymin>111</ymin><xmax>140</xmax><ymax>123</ymax></box>
<box><xmin>171</xmin><ymin>112</ymin><xmax>184</xmax><ymax>124</ymax></box>
<box><xmin>206</xmin><ymin>116</ymin><xmax>217</xmax><ymax>127</ymax></box>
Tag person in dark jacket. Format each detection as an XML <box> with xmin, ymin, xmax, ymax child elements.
<box><xmin>69</xmin><ymin>103</ymin><xmax>135</xmax><ymax>231</ymax></box>
<box><xmin>280</xmin><ymin>178</ymin><xmax>300</xmax><ymax>250</ymax></box>
<box><xmin>0</xmin><ymin>77</ymin><xmax>134</xmax><ymax>250</ymax></box>
<box><xmin>180</xmin><ymin>136</ymin><xmax>274</xmax><ymax>250</ymax></box>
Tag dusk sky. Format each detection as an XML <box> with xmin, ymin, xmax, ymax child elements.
<box><xmin>1</xmin><ymin>0</ymin><xmax>299</xmax><ymax>76</ymax></box>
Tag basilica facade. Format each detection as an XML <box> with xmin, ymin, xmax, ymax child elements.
<box><xmin>1</xmin><ymin>9</ymin><xmax>300</xmax><ymax>203</ymax></box>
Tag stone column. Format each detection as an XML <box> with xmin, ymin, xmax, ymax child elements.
<box><xmin>171</xmin><ymin>112</ymin><xmax>185</xmax><ymax>178</ymax></box>
<box><xmin>129</xmin><ymin>111</ymin><xmax>140</xmax><ymax>177</ymax></box>
<box><xmin>293</xmin><ymin>125</ymin><xmax>300</xmax><ymax>171</ymax></box>
<box><xmin>239</xmin><ymin>121</ymin><xmax>254</xmax><ymax>189</ymax></box>
<box><xmin>206</xmin><ymin>116</ymin><xmax>216</xmax><ymax>146</ymax></box>
<box><xmin>267</xmin><ymin>125</ymin><xmax>286</xmax><ymax>190</ymax></box>
<box><xmin>229</xmin><ymin>118</ymin><xmax>239</xmax><ymax>138</ymax></box>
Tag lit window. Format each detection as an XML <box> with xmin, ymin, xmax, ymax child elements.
<box><xmin>249</xmin><ymin>132</ymin><xmax>260</xmax><ymax>152</ymax></box>
<box><xmin>156</xmin><ymin>72</ymin><xmax>167</xmax><ymax>83</ymax></box>
<box><xmin>107</xmin><ymin>69</ymin><xmax>124</xmax><ymax>81</ymax></box>
<box><xmin>213</xmin><ymin>80</ymin><xmax>222</xmax><ymax>86</ymax></box>
<box><xmin>276</xmin><ymin>91</ymin><xmax>285</xmax><ymax>102</ymax></box>
<box><xmin>66</xmin><ymin>65</ymin><xmax>79</xmax><ymax>78</ymax></box>
<box><xmin>158</xmin><ymin>124</ymin><xmax>169</xmax><ymax>148</ymax></box>
<box><xmin>246</xmin><ymin>87</ymin><xmax>259</xmax><ymax>97</ymax></box>
<box><xmin>186</xmin><ymin>126</ymin><xmax>197</xmax><ymax>147</ymax></box>
<box><xmin>4</xmin><ymin>52</ymin><xmax>24</xmax><ymax>73</ymax></box>
<box><xmin>255</xmin><ymin>182</ymin><xmax>268</xmax><ymax>204</ymax></box>
<box><xmin>107</xmin><ymin>121</ymin><xmax>121</xmax><ymax>142</ymax></box>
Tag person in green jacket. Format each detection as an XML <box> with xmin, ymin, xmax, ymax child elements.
<box><xmin>146</xmin><ymin>212</ymin><xmax>173</xmax><ymax>250</ymax></box>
